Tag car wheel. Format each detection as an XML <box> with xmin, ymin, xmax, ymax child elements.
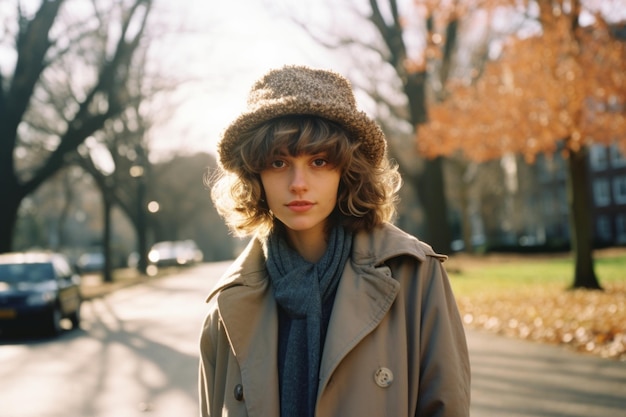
<box><xmin>44</xmin><ymin>305</ymin><xmax>63</xmax><ymax>337</ymax></box>
<box><xmin>69</xmin><ymin>304</ymin><xmax>81</xmax><ymax>330</ymax></box>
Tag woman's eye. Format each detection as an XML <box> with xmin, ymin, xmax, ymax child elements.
<box><xmin>270</xmin><ymin>160</ymin><xmax>285</xmax><ymax>168</ymax></box>
<box><xmin>312</xmin><ymin>158</ymin><xmax>328</xmax><ymax>167</ymax></box>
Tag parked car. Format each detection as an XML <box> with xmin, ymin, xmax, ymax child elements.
<box><xmin>0</xmin><ymin>252</ymin><xmax>82</xmax><ymax>336</ymax></box>
<box><xmin>76</xmin><ymin>252</ymin><xmax>105</xmax><ymax>274</ymax></box>
<box><xmin>148</xmin><ymin>240</ymin><xmax>203</xmax><ymax>267</ymax></box>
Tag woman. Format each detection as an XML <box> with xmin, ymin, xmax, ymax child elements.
<box><xmin>200</xmin><ymin>65</ymin><xmax>470</xmax><ymax>417</ymax></box>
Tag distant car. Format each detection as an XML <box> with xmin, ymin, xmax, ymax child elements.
<box><xmin>148</xmin><ymin>240</ymin><xmax>203</xmax><ymax>267</ymax></box>
<box><xmin>76</xmin><ymin>252</ymin><xmax>105</xmax><ymax>273</ymax></box>
<box><xmin>0</xmin><ymin>252</ymin><xmax>82</xmax><ymax>336</ymax></box>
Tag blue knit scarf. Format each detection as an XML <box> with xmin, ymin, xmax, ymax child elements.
<box><xmin>266</xmin><ymin>225</ymin><xmax>352</xmax><ymax>417</ymax></box>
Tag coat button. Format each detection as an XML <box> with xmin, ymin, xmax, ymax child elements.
<box><xmin>234</xmin><ymin>384</ymin><xmax>244</xmax><ymax>401</ymax></box>
<box><xmin>374</xmin><ymin>367</ymin><xmax>393</xmax><ymax>388</ymax></box>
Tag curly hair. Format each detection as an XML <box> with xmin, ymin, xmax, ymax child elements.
<box><xmin>208</xmin><ymin>116</ymin><xmax>402</xmax><ymax>238</ymax></box>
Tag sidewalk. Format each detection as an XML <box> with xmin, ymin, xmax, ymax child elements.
<box><xmin>79</xmin><ymin>270</ymin><xmax>149</xmax><ymax>300</ymax></box>
<box><xmin>467</xmin><ymin>328</ymin><xmax>626</xmax><ymax>417</ymax></box>
<box><xmin>79</xmin><ymin>267</ymin><xmax>173</xmax><ymax>300</ymax></box>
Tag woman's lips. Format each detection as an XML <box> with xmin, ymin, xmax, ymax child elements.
<box><xmin>286</xmin><ymin>200</ymin><xmax>314</xmax><ymax>212</ymax></box>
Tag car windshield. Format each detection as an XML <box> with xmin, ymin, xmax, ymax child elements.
<box><xmin>0</xmin><ymin>263</ymin><xmax>54</xmax><ymax>284</ymax></box>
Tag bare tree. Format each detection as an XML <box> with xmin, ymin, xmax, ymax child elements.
<box><xmin>76</xmin><ymin>47</ymin><xmax>155</xmax><ymax>278</ymax></box>
<box><xmin>0</xmin><ymin>0</ymin><xmax>153</xmax><ymax>253</ymax></box>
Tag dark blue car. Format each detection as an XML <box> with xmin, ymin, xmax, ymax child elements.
<box><xmin>0</xmin><ymin>252</ymin><xmax>82</xmax><ymax>336</ymax></box>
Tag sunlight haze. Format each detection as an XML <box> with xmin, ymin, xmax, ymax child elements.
<box><xmin>149</xmin><ymin>0</ymin><xmax>337</xmax><ymax>160</ymax></box>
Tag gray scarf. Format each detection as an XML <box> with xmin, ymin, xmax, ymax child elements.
<box><xmin>266</xmin><ymin>225</ymin><xmax>352</xmax><ymax>417</ymax></box>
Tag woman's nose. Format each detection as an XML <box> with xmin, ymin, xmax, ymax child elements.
<box><xmin>289</xmin><ymin>166</ymin><xmax>308</xmax><ymax>192</ymax></box>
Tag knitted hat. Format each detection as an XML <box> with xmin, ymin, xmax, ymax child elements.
<box><xmin>217</xmin><ymin>65</ymin><xmax>387</xmax><ymax>171</ymax></box>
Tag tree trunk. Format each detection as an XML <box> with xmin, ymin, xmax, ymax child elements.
<box><xmin>459</xmin><ymin>168</ymin><xmax>474</xmax><ymax>253</ymax></box>
<box><xmin>136</xmin><ymin>178</ymin><xmax>148</xmax><ymax>275</ymax></box>
<box><xmin>102</xmin><ymin>197</ymin><xmax>114</xmax><ymax>283</ymax></box>
<box><xmin>0</xmin><ymin>196</ymin><xmax>20</xmax><ymax>253</ymax></box>
<box><xmin>57</xmin><ymin>171</ymin><xmax>74</xmax><ymax>250</ymax></box>
<box><xmin>405</xmin><ymin>72</ymin><xmax>452</xmax><ymax>254</ymax></box>
<box><xmin>416</xmin><ymin>157</ymin><xmax>453</xmax><ymax>253</ymax></box>
<box><xmin>566</xmin><ymin>145</ymin><xmax>601</xmax><ymax>289</ymax></box>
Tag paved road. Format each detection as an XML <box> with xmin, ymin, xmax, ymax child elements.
<box><xmin>1</xmin><ymin>261</ymin><xmax>625</xmax><ymax>417</ymax></box>
<box><xmin>0</xmin><ymin>262</ymin><xmax>229</xmax><ymax>417</ymax></box>
<box><xmin>467</xmin><ymin>328</ymin><xmax>626</xmax><ymax>417</ymax></box>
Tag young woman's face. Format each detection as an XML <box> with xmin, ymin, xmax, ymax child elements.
<box><xmin>260</xmin><ymin>152</ymin><xmax>340</xmax><ymax>239</ymax></box>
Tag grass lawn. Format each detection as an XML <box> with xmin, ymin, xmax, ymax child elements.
<box><xmin>447</xmin><ymin>249</ymin><xmax>626</xmax><ymax>294</ymax></box>
<box><xmin>446</xmin><ymin>248</ymin><xmax>626</xmax><ymax>361</ymax></box>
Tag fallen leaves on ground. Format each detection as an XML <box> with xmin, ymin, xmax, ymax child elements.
<box><xmin>456</xmin><ymin>282</ymin><xmax>626</xmax><ymax>361</ymax></box>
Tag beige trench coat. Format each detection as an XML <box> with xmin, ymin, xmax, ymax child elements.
<box><xmin>199</xmin><ymin>223</ymin><xmax>470</xmax><ymax>417</ymax></box>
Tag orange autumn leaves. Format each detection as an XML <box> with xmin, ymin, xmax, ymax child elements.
<box><xmin>417</xmin><ymin>4</ymin><xmax>626</xmax><ymax>162</ymax></box>
<box><xmin>457</xmin><ymin>281</ymin><xmax>626</xmax><ymax>360</ymax></box>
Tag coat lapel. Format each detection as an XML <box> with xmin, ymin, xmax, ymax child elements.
<box><xmin>214</xmin><ymin>240</ymin><xmax>280</xmax><ymax>417</ymax></box>
<box><xmin>318</xmin><ymin>259</ymin><xmax>400</xmax><ymax>388</ymax></box>
<box><xmin>318</xmin><ymin>223</ymin><xmax>430</xmax><ymax>390</ymax></box>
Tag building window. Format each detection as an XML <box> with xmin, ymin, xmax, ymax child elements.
<box><xmin>613</xmin><ymin>176</ymin><xmax>626</xmax><ymax>205</ymax></box>
<box><xmin>590</xmin><ymin>144</ymin><xmax>608</xmax><ymax>171</ymax></box>
<box><xmin>610</xmin><ymin>144</ymin><xmax>626</xmax><ymax>168</ymax></box>
<box><xmin>596</xmin><ymin>216</ymin><xmax>612</xmax><ymax>241</ymax></box>
<box><xmin>616</xmin><ymin>214</ymin><xmax>626</xmax><ymax>244</ymax></box>
<box><xmin>541</xmin><ymin>191</ymin><xmax>554</xmax><ymax>217</ymax></box>
<box><xmin>592</xmin><ymin>178</ymin><xmax>611</xmax><ymax>206</ymax></box>
<box><xmin>558</xmin><ymin>187</ymin><xmax>568</xmax><ymax>214</ymax></box>
<box><xmin>537</xmin><ymin>155</ymin><xmax>553</xmax><ymax>183</ymax></box>
<box><xmin>554</xmin><ymin>154</ymin><xmax>567</xmax><ymax>180</ymax></box>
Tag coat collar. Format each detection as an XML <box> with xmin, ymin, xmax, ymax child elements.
<box><xmin>207</xmin><ymin>222</ymin><xmax>442</xmax><ymax>301</ymax></box>
<box><xmin>206</xmin><ymin>237</ymin><xmax>266</xmax><ymax>301</ymax></box>
<box><xmin>351</xmin><ymin>222</ymin><xmax>442</xmax><ymax>266</ymax></box>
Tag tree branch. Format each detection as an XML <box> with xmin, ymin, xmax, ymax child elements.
<box><xmin>23</xmin><ymin>0</ymin><xmax>153</xmax><ymax>196</ymax></box>
<box><xmin>3</xmin><ymin>0</ymin><xmax>64</xmax><ymax>148</ymax></box>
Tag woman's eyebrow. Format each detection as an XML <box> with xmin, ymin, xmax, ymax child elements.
<box><xmin>270</xmin><ymin>149</ymin><xmax>289</xmax><ymax>157</ymax></box>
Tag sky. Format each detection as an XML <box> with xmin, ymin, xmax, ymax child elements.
<box><xmin>148</xmin><ymin>0</ymin><xmax>343</xmax><ymax>160</ymax></box>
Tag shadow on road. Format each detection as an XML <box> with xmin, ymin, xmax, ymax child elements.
<box><xmin>468</xmin><ymin>329</ymin><xmax>626</xmax><ymax>417</ymax></box>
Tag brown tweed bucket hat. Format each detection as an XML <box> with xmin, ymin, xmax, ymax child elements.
<box><xmin>217</xmin><ymin>65</ymin><xmax>387</xmax><ymax>171</ymax></box>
